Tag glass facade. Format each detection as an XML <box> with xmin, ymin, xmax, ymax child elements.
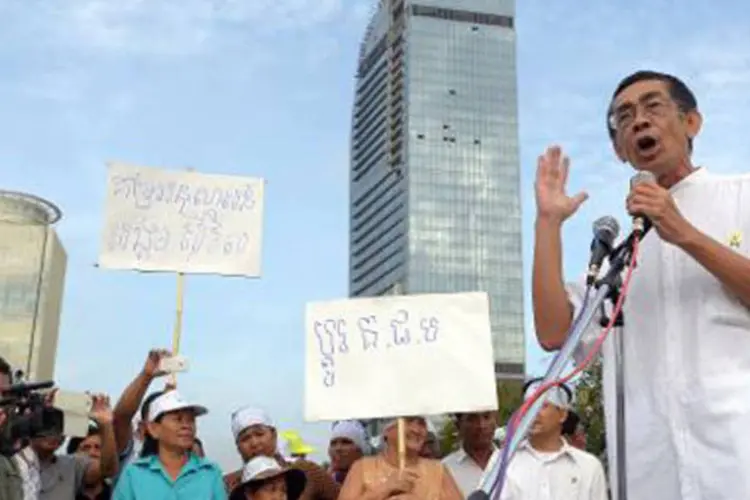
<box><xmin>349</xmin><ymin>0</ymin><xmax>523</xmax><ymax>377</ymax></box>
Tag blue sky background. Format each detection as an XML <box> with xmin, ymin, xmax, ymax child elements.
<box><xmin>1</xmin><ymin>0</ymin><xmax>749</xmax><ymax>469</ymax></box>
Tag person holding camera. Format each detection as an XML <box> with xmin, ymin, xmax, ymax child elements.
<box><xmin>14</xmin><ymin>393</ymin><xmax>118</xmax><ymax>500</ymax></box>
<box><xmin>0</xmin><ymin>408</ymin><xmax>22</xmax><ymax>500</ymax></box>
<box><xmin>112</xmin><ymin>391</ymin><xmax>224</xmax><ymax>499</ymax></box>
<box><xmin>1</xmin><ymin>358</ymin><xmax>21</xmax><ymax>500</ymax></box>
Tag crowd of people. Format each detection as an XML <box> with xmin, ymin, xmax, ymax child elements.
<box><xmin>2</xmin><ymin>65</ymin><xmax>750</xmax><ymax>500</ymax></box>
<box><xmin>0</xmin><ymin>350</ymin><xmax>608</xmax><ymax>500</ymax></box>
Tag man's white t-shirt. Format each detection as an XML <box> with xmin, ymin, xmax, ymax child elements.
<box><xmin>568</xmin><ymin>169</ymin><xmax>750</xmax><ymax>500</ymax></box>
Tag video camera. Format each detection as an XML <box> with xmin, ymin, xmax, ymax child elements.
<box><xmin>0</xmin><ymin>380</ymin><xmax>63</xmax><ymax>456</ymax></box>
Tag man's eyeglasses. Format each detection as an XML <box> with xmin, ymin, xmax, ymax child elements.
<box><xmin>608</xmin><ymin>95</ymin><xmax>675</xmax><ymax>132</ymax></box>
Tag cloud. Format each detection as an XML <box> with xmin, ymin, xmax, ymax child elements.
<box><xmin>0</xmin><ymin>0</ymin><xmax>355</xmax><ymax>57</ymax></box>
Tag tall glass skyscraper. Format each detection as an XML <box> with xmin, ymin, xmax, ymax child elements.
<box><xmin>349</xmin><ymin>0</ymin><xmax>523</xmax><ymax>378</ymax></box>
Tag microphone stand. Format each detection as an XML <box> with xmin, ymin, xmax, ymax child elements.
<box><xmin>598</xmin><ymin>274</ymin><xmax>626</xmax><ymax>500</ymax></box>
<box><xmin>472</xmin><ymin>235</ymin><xmax>638</xmax><ymax>500</ymax></box>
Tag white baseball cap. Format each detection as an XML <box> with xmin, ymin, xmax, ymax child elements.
<box><xmin>229</xmin><ymin>456</ymin><xmax>306</xmax><ymax>500</ymax></box>
<box><xmin>231</xmin><ymin>406</ymin><xmax>274</xmax><ymax>441</ymax></box>
<box><xmin>148</xmin><ymin>391</ymin><xmax>208</xmax><ymax>422</ymax></box>
<box><xmin>330</xmin><ymin>420</ymin><xmax>367</xmax><ymax>452</ymax></box>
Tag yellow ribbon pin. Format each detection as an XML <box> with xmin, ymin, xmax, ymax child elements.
<box><xmin>728</xmin><ymin>231</ymin><xmax>742</xmax><ymax>249</ymax></box>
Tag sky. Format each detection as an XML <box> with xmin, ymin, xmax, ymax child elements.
<box><xmin>1</xmin><ymin>0</ymin><xmax>749</xmax><ymax>470</ymax></box>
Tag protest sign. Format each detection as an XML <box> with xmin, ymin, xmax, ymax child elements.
<box><xmin>305</xmin><ymin>292</ymin><xmax>498</xmax><ymax>421</ymax></box>
<box><xmin>98</xmin><ymin>162</ymin><xmax>265</xmax><ymax>277</ymax></box>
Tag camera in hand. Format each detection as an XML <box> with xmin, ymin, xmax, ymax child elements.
<box><xmin>0</xmin><ymin>380</ymin><xmax>62</xmax><ymax>456</ymax></box>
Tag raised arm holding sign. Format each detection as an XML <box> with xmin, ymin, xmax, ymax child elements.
<box><xmin>98</xmin><ymin>162</ymin><xmax>266</xmax><ymax>387</ymax></box>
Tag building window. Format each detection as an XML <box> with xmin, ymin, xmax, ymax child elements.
<box><xmin>410</xmin><ymin>5</ymin><xmax>514</xmax><ymax>29</ymax></box>
<box><xmin>448</xmin><ymin>89</ymin><xmax>456</xmax><ymax>96</ymax></box>
<box><xmin>417</xmin><ymin>134</ymin><xmax>425</xmax><ymax>139</ymax></box>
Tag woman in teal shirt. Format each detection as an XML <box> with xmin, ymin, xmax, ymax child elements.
<box><xmin>113</xmin><ymin>391</ymin><xmax>226</xmax><ymax>499</ymax></box>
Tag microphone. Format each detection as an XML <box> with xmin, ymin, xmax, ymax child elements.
<box><xmin>586</xmin><ymin>216</ymin><xmax>620</xmax><ymax>285</ymax></box>
<box><xmin>629</xmin><ymin>171</ymin><xmax>657</xmax><ymax>234</ymax></box>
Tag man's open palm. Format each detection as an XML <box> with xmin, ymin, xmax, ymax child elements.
<box><xmin>535</xmin><ymin>145</ymin><xmax>588</xmax><ymax>221</ymax></box>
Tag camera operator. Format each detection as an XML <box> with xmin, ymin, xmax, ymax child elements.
<box><xmin>1</xmin><ymin>408</ymin><xmax>22</xmax><ymax>500</ymax></box>
<box><xmin>14</xmin><ymin>393</ymin><xmax>118</xmax><ymax>500</ymax></box>
<box><xmin>0</xmin><ymin>357</ymin><xmax>22</xmax><ymax>500</ymax></box>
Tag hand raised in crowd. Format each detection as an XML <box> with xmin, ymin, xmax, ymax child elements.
<box><xmin>535</xmin><ymin>145</ymin><xmax>589</xmax><ymax>222</ymax></box>
<box><xmin>141</xmin><ymin>349</ymin><xmax>171</xmax><ymax>380</ymax></box>
<box><xmin>626</xmin><ymin>180</ymin><xmax>693</xmax><ymax>245</ymax></box>
<box><xmin>89</xmin><ymin>394</ymin><xmax>114</xmax><ymax>425</ymax></box>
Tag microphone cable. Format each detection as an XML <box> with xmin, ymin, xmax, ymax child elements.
<box><xmin>487</xmin><ymin>285</ymin><xmax>593</xmax><ymax>498</ymax></box>
<box><xmin>492</xmin><ymin>237</ymin><xmax>641</xmax><ymax>499</ymax></box>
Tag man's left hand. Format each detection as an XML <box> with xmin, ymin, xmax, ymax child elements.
<box><xmin>89</xmin><ymin>394</ymin><xmax>114</xmax><ymax>426</ymax></box>
<box><xmin>627</xmin><ymin>182</ymin><xmax>695</xmax><ymax>245</ymax></box>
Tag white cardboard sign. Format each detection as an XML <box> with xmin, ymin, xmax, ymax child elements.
<box><xmin>305</xmin><ymin>292</ymin><xmax>498</xmax><ymax>421</ymax></box>
<box><xmin>98</xmin><ymin>162</ymin><xmax>265</xmax><ymax>276</ymax></box>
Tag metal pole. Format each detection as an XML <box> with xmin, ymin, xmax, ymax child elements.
<box><xmin>475</xmin><ymin>284</ymin><xmax>612</xmax><ymax>498</ymax></box>
<box><xmin>614</xmin><ymin>324</ymin><xmax>627</xmax><ymax>500</ymax></box>
<box><xmin>474</xmin><ymin>232</ymin><xmax>639</xmax><ymax>500</ymax></box>
<box><xmin>507</xmin><ymin>284</ymin><xmax>611</xmax><ymax>453</ymax></box>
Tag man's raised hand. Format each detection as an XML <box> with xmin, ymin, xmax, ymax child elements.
<box><xmin>535</xmin><ymin>145</ymin><xmax>588</xmax><ymax>223</ymax></box>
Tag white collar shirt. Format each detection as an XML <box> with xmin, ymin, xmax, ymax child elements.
<box><xmin>14</xmin><ymin>447</ymin><xmax>40</xmax><ymax>500</ymax></box>
<box><xmin>443</xmin><ymin>445</ymin><xmax>496</xmax><ymax>498</ymax></box>
<box><xmin>498</xmin><ymin>440</ymin><xmax>608</xmax><ymax>500</ymax></box>
<box><xmin>568</xmin><ymin>169</ymin><xmax>750</xmax><ymax>500</ymax></box>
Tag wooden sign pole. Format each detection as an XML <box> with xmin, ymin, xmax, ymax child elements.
<box><xmin>170</xmin><ymin>272</ymin><xmax>185</xmax><ymax>387</ymax></box>
<box><xmin>397</xmin><ymin>417</ymin><xmax>406</xmax><ymax>472</ymax></box>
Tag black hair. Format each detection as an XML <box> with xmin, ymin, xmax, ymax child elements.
<box><xmin>140</xmin><ymin>391</ymin><xmax>165</xmax><ymax>421</ymax></box>
<box><xmin>607</xmin><ymin>70</ymin><xmax>698</xmax><ymax>152</ymax></box>
<box><xmin>0</xmin><ymin>356</ymin><xmax>12</xmax><ymax>384</ymax></box>
<box><xmin>138</xmin><ymin>391</ymin><xmax>165</xmax><ymax>458</ymax></box>
<box><xmin>523</xmin><ymin>377</ymin><xmax>573</xmax><ymax>404</ymax></box>
<box><xmin>66</xmin><ymin>425</ymin><xmax>100</xmax><ymax>455</ymax></box>
<box><xmin>140</xmin><ymin>417</ymin><xmax>162</xmax><ymax>458</ymax></box>
<box><xmin>561</xmin><ymin>411</ymin><xmax>581</xmax><ymax>436</ymax></box>
<box><xmin>246</xmin><ymin>481</ymin><xmax>267</xmax><ymax>494</ymax></box>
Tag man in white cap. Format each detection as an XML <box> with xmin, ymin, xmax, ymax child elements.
<box><xmin>327</xmin><ymin>420</ymin><xmax>366</xmax><ymax>485</ymax></box>
<box><xmin>224</xmin><ymin>406</ymin><xmax>339</xmax><ymax>500</ymax></box>
<box><xmin>493</xmin><ymin>380</ymin><xmax>608</xmax><ymax>500</ymax></box>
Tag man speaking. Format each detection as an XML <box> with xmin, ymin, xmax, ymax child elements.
<box><xmin>532</xmin><ymin>70</ymin><xmax>750</xmax><ymax>500</ymax></box>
